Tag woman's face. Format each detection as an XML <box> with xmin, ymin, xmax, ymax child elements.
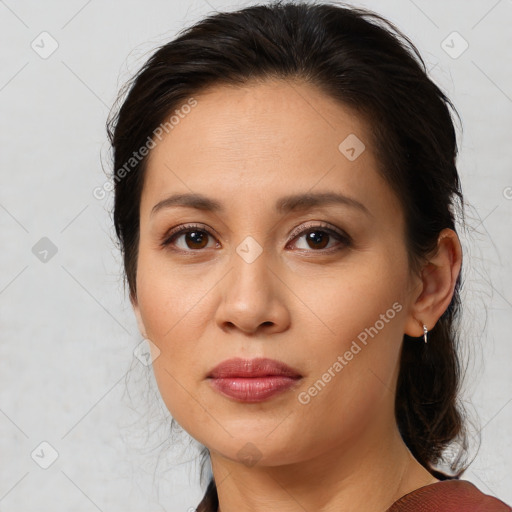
<box><xmin>132</xmin><ymin>79</ymin><xmax>422</xmax><ymax>467</ymax></box>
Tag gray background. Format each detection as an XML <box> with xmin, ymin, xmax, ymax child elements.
<box><xmin>0</xmin><ymin>0</ymin><xmax>511</xmax><ymax>510</ymax></box>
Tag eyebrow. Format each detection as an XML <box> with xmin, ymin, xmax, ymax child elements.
<box><xmin>150</xmin><ymin>191</ymin><xmax>371</xmax><ymax>217</ymax></box>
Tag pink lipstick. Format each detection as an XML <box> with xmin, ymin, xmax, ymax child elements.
<box><xmin>207</xmin><ymin>357</ymin><xmax>302</xmax><ymax>403</ymax></box>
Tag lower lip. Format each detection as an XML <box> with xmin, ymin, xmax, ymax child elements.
<box><xmin>208</xmin><ymin>376</ymin><xmax>300</xmax><ymax>402</ymax></box>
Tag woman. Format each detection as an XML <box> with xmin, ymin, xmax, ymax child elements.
<box><xmin>107</xmin><ymin>2</ymin><xmax>511</xmax><ymax>510</ymax></box>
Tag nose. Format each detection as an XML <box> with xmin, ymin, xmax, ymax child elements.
<box><xmin>214</xmin><ymin>242</ymin><xmax>291</xmax><ymax>336</ymax></box>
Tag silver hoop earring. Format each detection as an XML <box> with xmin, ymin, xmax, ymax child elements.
<box><xmin>423</xmin><ymin>324</ymin><xmax>428</xmax><ymax>344</ymax></box>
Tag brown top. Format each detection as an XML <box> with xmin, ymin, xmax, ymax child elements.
<box><xmin>197</xmin><ymin>477</ymin><xmax>511</xmax><ymax>511</ymax></box>
<box><xmin>385</xmin><ymin>479</ymin><xmax>511</xmax><ymax>511</ymax></box>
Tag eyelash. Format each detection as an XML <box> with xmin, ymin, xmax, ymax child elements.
<box><xmin>160</xmin><ymin>222</ymin><xmax>352</xmax><ymax>254</ymax></box>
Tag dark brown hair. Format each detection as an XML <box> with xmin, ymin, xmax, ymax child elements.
<box><xmin>107</xmin><ymin>1</ymin><xmax>472</xmax><ymax>509</ymax></box>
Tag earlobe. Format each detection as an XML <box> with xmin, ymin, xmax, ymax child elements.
<box><xmin>404</xmin><ymin>228</ymin><xmax>462</xmax><ymax>338</ymax></box>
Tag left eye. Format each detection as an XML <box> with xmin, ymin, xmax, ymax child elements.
<box><xmin>290</xmin><ymin>226</ymin><xmax>350</xmax><ymax>251</ymax></box>
<box><xmin>161</xmin><ymin>224</ymin><xmax>350</xmax><ymax>252</ymax></box>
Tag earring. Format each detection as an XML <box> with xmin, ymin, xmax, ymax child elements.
<box><xmin>423</xmin><ymin>324</ymin><xmax>428</xmax><ymax>344</ymax></box>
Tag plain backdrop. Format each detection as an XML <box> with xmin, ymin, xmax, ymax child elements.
<box><xmin>0</xmin><ymin>0</ymin><xmax>511</xmax><ymax>510</ymax></box>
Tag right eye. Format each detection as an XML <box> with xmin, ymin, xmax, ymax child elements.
<box><xmin>161</xmin><ymin>224</ymin><xmax>219</xmax><ymax>252</ymax></box>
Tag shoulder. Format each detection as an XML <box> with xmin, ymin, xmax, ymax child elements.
<box><xmin>386</xmin><ymin>479</ymin><xmax>511</xmax><ymax>512</ymax></box>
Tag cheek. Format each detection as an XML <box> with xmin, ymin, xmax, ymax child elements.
<box><xmin>292</xmin><ymin>254</ymin><xmax>406</xmax><ymax>350</ymax></box>
<box><xmin>292</xmin><ymin>305</ymin><xmax>404</xmax><ymax>453</ymax></box>
<box><xmin>137</xmin><ymin>289</ymin><xmax>210</xmax><ymax>434</ymax></box>
<box><xmin>135</xmin><ymin>252</ymin><xmax>217</xmax><ymax>427</ymax></box>
<box><xmin>292</xmin><ymin>255</ymin><xmax>407</xmax><ymax>410</ymax></box>
<box><xmin>137</xmin><ymin>273</ymin><xmax>207</xmax><ymax>367</ymax></box>
<box><xmin>135</xmin><ymin>245</ymin><xmax>209</xmax><ymax>342</ymax></box>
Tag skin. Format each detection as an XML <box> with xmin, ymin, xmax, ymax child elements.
<box><xmin>131</xmin><ymin>79</ymin><xmax>462</xmax><ymax>512</ymax></box>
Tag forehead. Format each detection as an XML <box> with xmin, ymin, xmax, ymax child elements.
<box><xmin>149</xmin><ymin>78</ymin><xmax>369</xmax><ymax>161</ymax></box>
<box><xmin>140</xmin><ymin>79</ymin><xmax>396</xmax><ymax>221</ymax></box>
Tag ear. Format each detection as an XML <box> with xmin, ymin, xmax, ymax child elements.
<box><xmin>404</xmin><ymin>228</ymin><xmax>462</xmax><ymax>337</ymax></box>
<box><xmin>130</xmin><ymin>293</ymin><xmax>148</xmax><ymax>339</ymax></box>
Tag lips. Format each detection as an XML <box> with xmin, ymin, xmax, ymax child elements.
<box><xmin>206</xmin><ymin>357</ymin><xmax>302</xmax><ymax>402</ymax></box>
<box><xmin>207</xmin><ymin>357</ymin><xmax>302</xmax><ymax>379</ymax></box>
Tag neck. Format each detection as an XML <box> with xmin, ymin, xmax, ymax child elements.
<box><xmin>210</xmin><ymin>420</ymin><xmax>437</xmax><ymax>512</ymax></box>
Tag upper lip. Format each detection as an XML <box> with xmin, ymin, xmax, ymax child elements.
<box><xmin>207</xmin><ymin>357</ymin><xmax>302</xmax><ymax>379</ymax></box>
